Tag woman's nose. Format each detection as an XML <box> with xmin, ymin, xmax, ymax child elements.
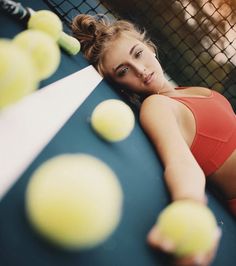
<box><xmin>136</xmin><ymin>65</ymin><xmax>147</xmax><ymax>77</ymax></box>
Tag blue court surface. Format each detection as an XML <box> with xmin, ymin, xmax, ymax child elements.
<box><xmin>0</xmin><ymin>1</ymin><xmax>235</xmax><ymax>265</ymax></box>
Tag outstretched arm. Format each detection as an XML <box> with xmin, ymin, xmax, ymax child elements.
<box><xmin>139</xmin><ymin>94</ymin><xmax>220</xmax><ymax>266</ymax></box>
<box><xmin>140</xmin><ymin>94</ymin><xmax>206</xmax><ymax>203</ymax></box>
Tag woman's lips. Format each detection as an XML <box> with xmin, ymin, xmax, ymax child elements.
<box><xmin>144</xmin><ymin>72</ymin><xmax>155</xmax><ymax>85</ymax></box>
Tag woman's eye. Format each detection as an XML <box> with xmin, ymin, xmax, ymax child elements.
<box><xmin>117</xmin><ymin>67</ymin><xmax>129</xmax><ymax>77</ymax></box>
<box><xmin>135</xmin><ymin>50</ymin><xmax>143</xmax><ymax>58</ymax></box>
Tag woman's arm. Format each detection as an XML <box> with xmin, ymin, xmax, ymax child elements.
<box><xmin>140</xmin><ymin>94</ymin><xmax>206</xmax><ymax>203</ymax></box>
<box><xmin>140</xmin><ymin>95</ymin><xmax>221</xmax><ymax>266</ymax></box>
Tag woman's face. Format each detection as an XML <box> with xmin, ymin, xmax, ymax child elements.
<box><xmin>102</xmin><ymin>33</ymin><xmax>166</xmax><ymax>95</ymax></box>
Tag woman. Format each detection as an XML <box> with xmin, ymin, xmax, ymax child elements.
<box><xmin>71</xmin><ymin>14</ymin><xmax>236</xmax><ymax>265</ymax></box>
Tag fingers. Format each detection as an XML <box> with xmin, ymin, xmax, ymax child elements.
<box><xmin>172</xmin><ymin>227</ymin><xmax>221</xmax><ymax>266</ymax></box>
<box><xmin>147</xmin><ymin>226</ymin><xmax>176</xmax><ymax>253</ymax></box>
<box><xmin>147</xmin><ymin>225</ymin><xmax>222</xmax><ymax>266</ymax></box>
<box><xmin>174</xmin><ymin>254</ymin><xmax>209</xmax><ymax>266</ymax></box>
<box><xmin>214</xmin><ymin>227</ymin><xmax>222</xmax><ymax>243</ymax></box>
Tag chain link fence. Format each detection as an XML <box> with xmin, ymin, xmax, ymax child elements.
<box><xmin>44</xmin><ymin>0</ymin><xmax>236</xmax><ymax>111</ymax></box>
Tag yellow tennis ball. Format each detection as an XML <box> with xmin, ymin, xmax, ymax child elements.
<box><xmin>91</xmin><ymin>99</ymin><xmax>135</xmax><ymax>142</ymax></box>
<box><xmin>13</xmin><ymin>29</ymin><xmax>61</xmax><ymax>80</ymax></box>
<box><xmin>156</xmin><ymin>200</ymin><xmax>218</xmax><ymax>257</ymax></box>
<box><xmin>28</xmin><ymin>10</ymin><xmax>63</xmax><ymax>41</ymax></box>
<box><xmin>0</xmin><ymin>39</ymin><xmax>38</xmax><ymax>109</ymax></box>
<box><xmin>25</xmin><ymin>154</ymin><xmax>123</xmax><ymax>250</ymax></box>
<box><xmin>58</xmin><ymin>32</ymin><xmax>81</xmax><ymax>55</ymax></box>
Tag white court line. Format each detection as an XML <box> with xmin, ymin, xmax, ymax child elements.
<box><xmin>0</xmin><ymin>65</ymin><xmax>102</xmax><ymax>200</ymax></box>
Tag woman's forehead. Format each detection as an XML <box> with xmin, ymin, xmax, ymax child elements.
<box><xmin>102</xmin><ymin>34</ymin><xmax>143</xmax><ymax>72</ymax></box>
<box><xmin>109</xmin><ymin>33</ymin><xmax>142</xmax><ymax>50</ymax></box>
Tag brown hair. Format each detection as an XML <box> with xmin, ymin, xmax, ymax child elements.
<box><xmin>71</xmin><ymin>14</ymin><xmax>157</xmax><ymax>77</ymax></box>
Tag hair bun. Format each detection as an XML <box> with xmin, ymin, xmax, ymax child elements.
<box><xmin>71</xmin><ymin>13</ymin><xmax>156</xmax><ymax>75</ymax></box>
<box><xmin>71</xmin><ymin>14</ymin><xmax>96</xmax><ymax>44</ymax></box>
<box><xmin>71</xmin><ymin>14</ymin><xmax>110</xmax><ymax>55</ymax></box>
<box><xmin>94</xmin><ymin>14</ymin><xmax>110</xmax><ymax>25</ymax></box>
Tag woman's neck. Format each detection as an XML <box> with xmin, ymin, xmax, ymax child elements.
<box><xmin>158</xmin><ymin>80</ymin><xmax>176</xmax><ymax>96</ymax></box>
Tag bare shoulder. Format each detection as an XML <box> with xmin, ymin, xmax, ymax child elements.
<box><xmin>140</xmin><ymin>94</ymin><xmax>172</xmax><ymax>114</ymax></box>
<box><xmin>140</xmin><ymin>94</ymin><xmax>175</xmax><ymax>124</ymax></box>
<box><xmin>139</xmin><ymin>94</ymin><xmax>179</xmax><ymax>138</ymax></box>
<box><xmin>141</xmin><ymin>94</ymin><xmax>171</xmax><ymax>105</ymax></box>
<box><xmin>139</xmin><ymin>95</ymin><xmax>193</xmax><ymax>166</ymax></box>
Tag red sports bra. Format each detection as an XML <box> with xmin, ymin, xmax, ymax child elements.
<box><xmin>171</xmin><ymin>88</ymin><xmax>236</xmax><ymax>176</ymax></box>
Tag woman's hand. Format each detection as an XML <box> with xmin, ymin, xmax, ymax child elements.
<box><xmin>147</xmin><ymin>224</ymin><xmax>221</xmax><ymax>266</ymax></box>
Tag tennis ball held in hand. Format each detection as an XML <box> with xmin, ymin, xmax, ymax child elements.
<box><xmin>156</xmin><ymin>200</ymin><xmax>218</xmax><ymax>257</ymax></box>
<box><xmin>0</xmin><ymin>39</ymin><xmax>38</xmax><ymax>109</ymax></box>
<box><xmin>91</xmin><ymin>99</ymin><xmax>135</xmax><ymax>142</ymax></box>
<box><xmin>25</xmin><ymin>154</ymin><xmax>123</xmax><ymax>249</ymax></box>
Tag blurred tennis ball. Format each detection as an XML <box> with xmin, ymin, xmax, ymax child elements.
<box><xmin>25</xmin><ymin>154</ymin><xmax>123</xmax><ymax>250</ymax></box>
<box><xmin>91</xmin><ymin>99</ymin><xmax>135</xmax><ymax>142</ymax></box>
<box><xmin>0</xmin><ymin>39</ymin><xmax>38</xmax><ymax>109</ymax></box>
<box><xmin>28</xmin><ymin>10</ymin><xmax>63</xmax><ymax>41</ymax></box>
<box><xmin>13</xmin><ymin>29</ymin><xmax>60</xmax><ymax>80</ymax></box>
<box><xmin>28</xmin><ymin>10</ymin><xmax>80</xmax><ymax>55</ymax></box>
<box><xmin>156</xmin><ymin>200</ymin><xmax>218</xmax><ymax>257</ymax></box>
<box><xmin>58</xmin><ymin>32</ymin><xmax>81</xmax><ymax>55</ymax></box>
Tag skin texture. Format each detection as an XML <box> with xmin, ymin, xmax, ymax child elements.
<box><xmin>101</xmin><ymin>33</ymin><xmax>235</xmax><ymax>266</ymax></box>
<box><xmin>102</xmin><ymin>33</ymin><xmax>167</xmax><ymax>96</ymax></box>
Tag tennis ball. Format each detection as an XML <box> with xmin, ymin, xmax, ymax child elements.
<box><xmin>0</xmin><ymin>39</ymin><xmax>38</xmax><ymax>109</ymax></box>
<box><xmin>58</xmin><ymin>32</ymin><xmax>81</xmax><ymax>55</ymax></box>
<box><xmin>156</xmin><ymin>200</ymin><xmax>218</xmax><ymax>257</ymax></box>
<box><xmin>25</xmin><ymin>154</ymin><xmax>123</xmax><ymax>250</ymax></box>
<box><xmin>91</xmin><ymin>99</ymin><xmax>135</xmax><ymax>142</ymax></box>
<box><xmin>28</xmin><ymin>10</ymin><xmax>63</xmax><ymax>41</ymax></box>
<box><xmin>13</xmin><ymin>29</ymin><xmax>60</xmax><ymax>80</ymax></box>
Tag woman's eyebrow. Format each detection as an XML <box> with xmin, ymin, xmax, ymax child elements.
<box><xmin>113</xmin><ymin>63</ymin><xmax>124</xmax><ymax>73</ymax></box>
<box><xmin>129</xmin><ymin>44</ymin><xmax>139</xmax><ymax>55</ymax></box>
